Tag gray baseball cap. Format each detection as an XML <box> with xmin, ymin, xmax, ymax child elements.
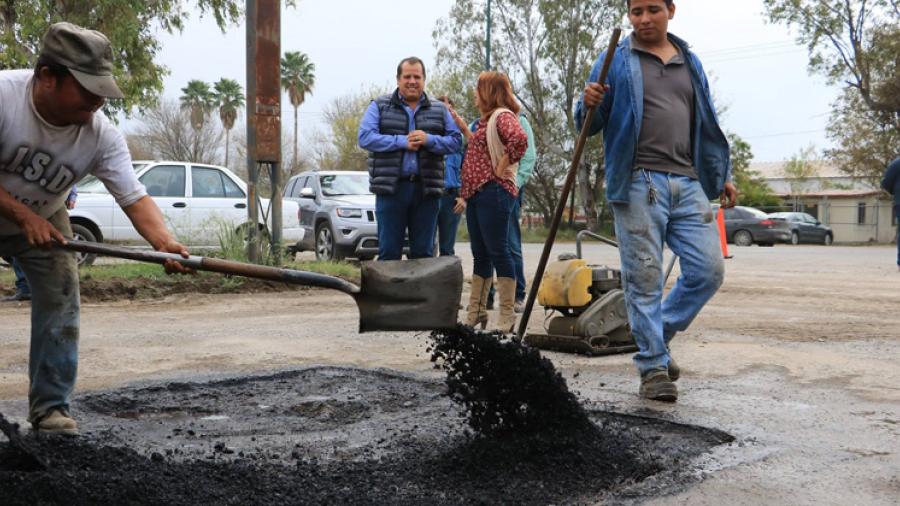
<box><xmin>39</xmin><ymin>22</ymin><xmax>125</xmax><ymax>99</ymax></box>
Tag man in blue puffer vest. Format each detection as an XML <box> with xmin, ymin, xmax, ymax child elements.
<box><xmin>575</xmin><ymin>0</ymin><xmax>738</xmax><ymax>402</ymax></box>
<box><xmin>358</xmin><ymin>57</ymin><xmax>462</xmax><ymax>260</ymax></box>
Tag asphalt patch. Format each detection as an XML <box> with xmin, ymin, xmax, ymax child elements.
<box><xmin>0</xmin><ymin>364</ymin><xmax>732</xmax><ymax>505</ymax></box>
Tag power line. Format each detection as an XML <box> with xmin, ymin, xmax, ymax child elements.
<box><xmin>696</xmin><ymin>40</ymin><xmax>798</xmax><ymax>56</ymax></box>
<box><xmin>704</xmin><ymin>49</ymin><xmax>805</xmax><ymax>64</ymax></box>
<box><xmin>744</xmin><ymin>128</ymin><xmax>827</xmax><ymax>140</ymax></box>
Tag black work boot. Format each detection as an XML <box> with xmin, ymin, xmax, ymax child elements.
<box><xmin>668</xmin><ymin>357</ymin><xmax>680</xmax><ymax>382</ymax></box>
<box><xmin>639</xmin><ymin>370</ymin><xmax>678</xmax><ymax>402</ymax></box>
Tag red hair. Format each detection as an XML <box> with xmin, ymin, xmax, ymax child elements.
<box><xmin>476</xmin><ymin>71</ymin><xmax>520</xmax><ymax>116</ymax></box>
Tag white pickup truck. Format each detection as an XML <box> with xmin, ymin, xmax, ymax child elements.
<box><xmin>68</xmin><ymin>161</ymin><xmax>303</xmax><ymax>264</ymax></box>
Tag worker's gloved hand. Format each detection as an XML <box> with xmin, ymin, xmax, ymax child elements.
<box><xmin>18</xmin><ymin>212</ymin><xmax>66</xmax><ymax>249</ymax></box>
<box><xmin>582</xmin><ymin>82</ymin><xmax>609</xmax><ymax>109</ymax></box>
<box><xmin>156</xmin><ymin>240</ymin><xmax>193</xmax><ymax>274</ymax></box>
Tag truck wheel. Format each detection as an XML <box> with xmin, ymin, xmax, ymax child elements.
<box><xmin>70</xmin><ymin>223</ymin><xmax>98</xmax><ymax>266</ymax></box>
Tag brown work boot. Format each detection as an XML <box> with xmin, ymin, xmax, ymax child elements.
<box><xmin>639</xmin><ymin>370</ymin><xmax>678</xmax><ymax>403</ymax></box>
<box><xmin>494</xmin><ymin>277</ymin><xmax>517</xmax><ymax>333</ymax></box>
<box><xmin>668</xmin><ymin>356</ymin><xmax>680</xmax><ymax>382</ymax></box>
<box><xmin>465</xmin><ymin>275</ymin><xmax>490</xmax><ymax>329</ymax></box>
<box><xmin>33</xmin><ymin>408</ymin><xmax>78</xmax><ymax>435</ymax></box>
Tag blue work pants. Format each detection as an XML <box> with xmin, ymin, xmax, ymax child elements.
<box><xmin>0</xmin><ymin>208</ymin><xmax>80</xmax><ymax>422</ymax></box>
<box><xmin>611</xmin><ymin>170</ymin><xmax>724</xmax><ymax>376</ymax></box>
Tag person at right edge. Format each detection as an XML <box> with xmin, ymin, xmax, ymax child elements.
<box><xmin>575</xmin><ymin>0</ymin><xmax>737</xmax><ymax>402</ymax></box>
<box><xmin>882</xmin><ymin>157</ymin><xmax>900</xmax><ymax>271</ymax></box>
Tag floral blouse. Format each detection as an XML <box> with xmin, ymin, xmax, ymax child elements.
<box><xmin>460</xmin><ymin>111</ymin><xmax>528</xmax><ymax>200</ymax></box>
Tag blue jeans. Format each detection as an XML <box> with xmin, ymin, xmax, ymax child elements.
<box><xmin>2</xmin><ymin>256</ymin><xmax>31</xmax><ymax>296</ymax></box>
<box><xmin>611</xmin><ymin>170</ymin><xmax>724</xmax><ymax>376</ymax></box>
<box><xmin>466</xmin><ymin>182</ymin><xmax>515</xmax><ymax>279</ymax></box>
<box><xmin>895</xmin><ymin>205</ymin><xmax>899</xmax><ymax>266</ymax></box>
<box><xmin>487</xmin><ymin>187</ymin><xmax>527</xmax><ymax>303</ymax></box>
<box><xmin>436</xmin><ymin>188</ymin><xmax>462</xmax><ymax>256</ymax></box>
<box><xmin>375</xmin><ymin>180</ymin><xmax>439</xmax><ymax>260</ymax></box>
<box><xmin>510</xmin><ymin>188</ymin><xmax>526</xmax><ymax>300</ymax></box>
<box><xmin>0</xmin><ymin>208</ymin><xmax>80</xmax><ymax>422</ymax></box>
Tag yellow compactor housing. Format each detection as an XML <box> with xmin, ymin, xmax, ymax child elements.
<box><xmin>537</xmin><ymin>259</ymin><xmax>594</xmax><ymax>308</ymax></box>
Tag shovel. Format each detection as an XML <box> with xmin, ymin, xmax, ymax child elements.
<box><xmin>60</xmin><ymin>240</ymin><xmax>463</xmax><ymax>333</ymax></box>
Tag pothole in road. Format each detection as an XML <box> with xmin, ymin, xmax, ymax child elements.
<box><xmin>1</xmin><ymin>366</ymin><xmax>733</xmax><ymax>505</ymax></box>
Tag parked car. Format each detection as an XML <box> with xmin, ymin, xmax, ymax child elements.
<box><xmin>68</xmin><ymin>161</ymin><xmax>303</xmax><ymax>265</ymax></box>
<box><xmin>768</xmin><ymin>212</ymin><xmax>834</xmax><ymax>245</ymax></box>
<box><xmin>284</xmin><ymin>170</ymin><xmax>378</xmax><ymax>261</ymax></box>
<box><xmin>713</xmin><ymin>204</ymin><xmax>792</xmax><ymax>246</ymax></box>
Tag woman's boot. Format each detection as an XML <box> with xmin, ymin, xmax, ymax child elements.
<box><xmin>465</xmin><ymin>275</ymin><xmax>490</xmax><ymax>329</ymax></box>
<box><xmin>494</xmin><ymin>277</ymin><xmax>517</xmax><ymax>333</ymax></box>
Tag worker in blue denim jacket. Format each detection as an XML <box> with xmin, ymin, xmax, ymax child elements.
<box><xmin>575</xmin><ymin>0</ymin><xmax>738</xmax><ymax>402</ymax></box>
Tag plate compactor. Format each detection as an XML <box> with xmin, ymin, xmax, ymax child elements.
<box><xmin>523</xmin><ymin>231</ymin><xmax>676</xmax><ymax>356</ymax></box>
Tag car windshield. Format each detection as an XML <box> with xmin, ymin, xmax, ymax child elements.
<box><xmin>76</xmin><ymin>175</ymin><xmax>108</xmax><ymax>193</ymax></box>
<box><xmin>744</xmin><ymin>207</ymin><xmax>768</xmax><ymax>219</ymax></box>
<box><xmin>319</xmin><ymin>174</ymin><xmax>371</xmax><ymax>196</ymax></box>
<box><xmin>77</xmin><ymin>162</ymin><xmax>144</xmax><ymax>194</ymax></box>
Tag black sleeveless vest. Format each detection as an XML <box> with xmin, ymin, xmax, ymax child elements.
<box><xmin>367</xmin><ymin>90</ymin><xmax>447</xmax><ymax>197</ymax></box>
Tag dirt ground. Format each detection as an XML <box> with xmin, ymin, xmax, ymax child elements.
<box><xmin>1</xmin><ymin>243</ymin><xmax>898</xmax><ymax>504</ymax></box>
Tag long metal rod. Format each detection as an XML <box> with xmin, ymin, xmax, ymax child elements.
<box><xmin>246</xmin><ymin>0</ymin><xmax>259</xmax><ymax>263</ymax></box>
<box><xmin>516</xmin><ymin>28</ymin><xmax>621</xmax><ymax>340</ymax></box>
<box><xmin>485</xmin><ymin>0</ymin><xmax>492</xmax><ymax>70</ymax></box>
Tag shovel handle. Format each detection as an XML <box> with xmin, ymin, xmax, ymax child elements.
<box><xmin>516</xmin><ymin>28</ymin><xmax>621</xmax><ymax>340</ymax></box>
<box><xmin>60</xmin><ymin>239</ymin><xmax>360</xmax><ymax>295</ymax></box>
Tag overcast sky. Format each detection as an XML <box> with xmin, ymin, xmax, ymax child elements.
<box><xmin>134</xmin><ymin>0</ymin><xmax>839</xmax><ymax>163</ymax></box>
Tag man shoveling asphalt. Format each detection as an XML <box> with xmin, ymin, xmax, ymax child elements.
<box><xmin>0</xmin><ymin>22</ymin><xmax>190</xmax><ymax>434</ymax></box>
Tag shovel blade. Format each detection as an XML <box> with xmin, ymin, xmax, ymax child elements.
<box><xmin>355</xmin><ymin>256</ymin><xmax>463</xmax><ymax>332</ymax></box>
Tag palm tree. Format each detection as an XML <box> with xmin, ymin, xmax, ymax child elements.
<box><xmin>280</xmin><ymin>51</ymin><xmax>316</xmax><ymax>173</ymax></box>
<box><xmin>213</xmin><ymin>78</ymin><xmax>245</xmax><ymax>167</ymax></box>
<box><xmin>179</xmin><ymin>80</ymin><xmax>215</xmax><ymax>131</ymax></box>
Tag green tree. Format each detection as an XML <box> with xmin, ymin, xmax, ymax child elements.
<box><xmin>763</xmin><ymin>0</ymin><xmax>900</xmax><ymax>180</ymax></box>
<box><xmin>825</xmin><ymin>85</ymin><xmax>900</xmax><ymax>188</ymax></box>
<box><xmin>281</xmin><ymin>51</ymin><xmax>316</xmax><ymax>174</ymax></box>
<box><xmin>727</xmin><ymin>133</ymin><xmax>781</xmax><ymax>210</ymax></box>
<box><xmin>783</xmin><ymin>145</ymin><xmax>821</xmax><ymax>211</ymax></box>
<box><xmin>313</xmin><ymin>86</ymin><xmax>388</xmax><ymax>171</ymax></box>
<box><xmin>433</xmin><ymin>0</ymin><xmax>626</xmax><ymax>229</ymax></box>
<box><xmin>0</xmin><ymin>1</ymin><xmax>243</xmax><ymax>113</ymax></box>
<box><xmin>180</xmin><ymin>80</ymin><xmax>215</xmax><ymax>131</ymax></box>
<box><xmin>213</xmin><ymin>78</ymin><xmax>245</xmax><ymax>167</ymax></box>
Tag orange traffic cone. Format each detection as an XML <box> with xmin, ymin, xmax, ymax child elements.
<box><xmin>716</xmin><ymin>207</ymin><xmax>732</xmax><ymax>259</ymax></box>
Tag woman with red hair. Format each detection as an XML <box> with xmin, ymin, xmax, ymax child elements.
<box><xmin>451</xmin><ymin>71</ymin><xmax>528</xmax><ymax>332</ymax></box>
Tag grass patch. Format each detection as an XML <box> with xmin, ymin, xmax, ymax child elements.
<box><xmin>287</xmin><ymin>260</ymin><xmax>361</xmax><ymax>284</ymax></box>
<box><xmin>2</xmin><ymin>257</ymin><xmax>363</xmax><ymax>302</ymax></box>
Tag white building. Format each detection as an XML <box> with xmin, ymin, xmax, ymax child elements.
<box><xmin>751</xmin><ymin>161</ymin><xmax>896</xmax><ymax>244</ymax></box>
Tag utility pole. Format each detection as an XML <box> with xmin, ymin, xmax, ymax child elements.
<box><xmin>245</xmin><ymin>0</ymin><xmax>283</xmax><ymax>265</ymax></box>
<box><xmin>485</xmin><ymin>0</ymin><xmax>492</xmax><ymax>70</ymax></box>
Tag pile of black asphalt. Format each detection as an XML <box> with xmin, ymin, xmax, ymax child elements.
<box><xmin>0</xmin><ymin>326</ymin><xmax>732</xmax><ymax>505</ymax></box>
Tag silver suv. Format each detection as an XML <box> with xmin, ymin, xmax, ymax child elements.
<box><xmin>284</xmin><ymin>171</ymin><xmax>378</xmax><ymax>260</ymax></box>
